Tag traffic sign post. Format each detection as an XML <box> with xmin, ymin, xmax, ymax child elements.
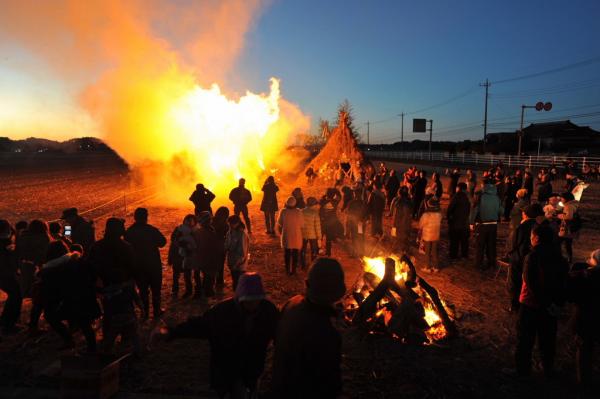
<box><xmin>517</xmin><ymin>101</ymin><xmax>552</xmax><ymax>155</ymax></box>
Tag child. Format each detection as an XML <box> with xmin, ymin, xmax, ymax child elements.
<box><xmin>418</xmin><ymin>197</ymin><xmax>442</xmax><ymax>272</ymax></box>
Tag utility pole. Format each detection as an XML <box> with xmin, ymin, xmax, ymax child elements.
<box><xmin>367</xmin><ymin>121</ymin><xmax>370</xmax><ymax>146</ymax></box>
<box><xmin>400</xmin><ymin>112</ymin><xmax>405</xmax><ymax>152</ymax></box>
<box><xmin>428</xmin><ymin>119</ymin><xmax>433</xmax><ymax>161</ymax></box>
<box><xmin>480</xmin><ymin>79</ymin><xmax>490</xmax><ymax>153</ymax></box>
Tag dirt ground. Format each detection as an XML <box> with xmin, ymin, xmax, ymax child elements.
<box><xmin>0</xmin><ymin>163</ymin><xmax>599</xmax><ymax>399</ymax></box>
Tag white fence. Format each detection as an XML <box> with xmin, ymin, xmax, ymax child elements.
<box><xmin>367</xmin><ymin>151</ymin><xmax>600</xmax><ymax>169</ymax></box>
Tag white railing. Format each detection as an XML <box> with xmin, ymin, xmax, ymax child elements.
<box><xmin>366</xmin><ymin>151</ymin><xmax>600</xmax><ymax>169</ymax></box>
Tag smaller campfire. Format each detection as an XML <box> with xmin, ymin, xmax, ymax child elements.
<box><xmin>344</xmin><ymin>255</ymin><xmax>456</xmax><ymax>344</ymax></box>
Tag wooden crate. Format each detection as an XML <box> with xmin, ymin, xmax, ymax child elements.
<box><xmin>61</xmin><ymin>354</ymin><xmax>125</xmax><ymax>399</ymax></box>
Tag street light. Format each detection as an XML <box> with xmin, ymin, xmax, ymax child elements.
<box><xmin>517</xmin><ymin>101</ymin><xmax>552</xmax><ymax>155</ymax></box>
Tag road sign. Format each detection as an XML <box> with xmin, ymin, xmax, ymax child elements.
<box><xmin>413</xmin><ymin>118</ymin><xmax>426</xmax><ymax>132</ymax></box>
<box><xmin>535</xmin><ymin>101</ymin><xmax>544</xmax><ymax>111</ymax></box>
<box><xmin>544</xmin><ymin>102</ymin><xmax>553</xmax><ymax>111</ymax></box>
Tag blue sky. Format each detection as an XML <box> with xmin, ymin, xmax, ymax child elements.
<box><xmin>233</xmin><ymin>0</ymin><xmax>600</xmax><ymax>143</ymax></box>
<box><xmin>1</xmin><ymin>0</ymin><xmax>599</xmax><ymax>143</ymax></box>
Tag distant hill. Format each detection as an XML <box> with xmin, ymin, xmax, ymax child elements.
<box><xmin>0</xmin><ymin>137</ymin><xmax>128</xmax><ymax>171</ymax></box>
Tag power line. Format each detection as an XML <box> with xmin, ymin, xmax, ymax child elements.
<box><xmin>491</xmin><ymin>55</ymin><xmax>600</xmax><ymax>85</ymax></box>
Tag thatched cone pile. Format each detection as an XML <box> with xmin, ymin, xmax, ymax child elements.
<box><xmin>302</xmin><ymin>110</ymin><xmax>365</xmax><ymax>184</ymax></box>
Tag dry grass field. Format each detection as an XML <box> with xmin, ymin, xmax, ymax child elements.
<box><xmin>1</xmin><ymin>159</ymin><xmax>599</xmax><ymax>398</ymax></box>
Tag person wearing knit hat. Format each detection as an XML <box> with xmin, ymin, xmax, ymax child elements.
<box><xmin>167</xmin><ymin>272</ymin><xmax>279</xmax><ymax>398</ymax></box>
<box><xmin>272</xmin><ymin>258</ymin><xmax>345</xmax><ymax>398</ymax></box>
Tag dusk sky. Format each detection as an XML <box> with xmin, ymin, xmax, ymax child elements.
<box><xmin>1</xmin><ymin>0</ymin><xmax>600</xmax><ymax>144</ymax></box>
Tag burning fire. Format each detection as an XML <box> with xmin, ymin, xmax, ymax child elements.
<box><xmin>168</xmin><ymin>78</ymin><xmax>284</xmax><ymax>196</ymax></box>
<box><xmin>361</xmin><ymin>256</ymin><xmax>449</xmax><ymax>342</ymax></box>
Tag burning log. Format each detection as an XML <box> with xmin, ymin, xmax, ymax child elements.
<box><xmin>349</xmin><ymin>256</ymin><xmax>456</xmax><ymax>343</ymax></box>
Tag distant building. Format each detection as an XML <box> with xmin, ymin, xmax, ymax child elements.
<box><xmin>486</xmin><ymin>120</ymin><xmax>600</xmax><ymax>155</ymax></box>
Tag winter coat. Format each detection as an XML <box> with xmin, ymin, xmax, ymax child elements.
<box><xmin>346</xmin><ymin>199</ymin><xmax>367</xmax><ymax>226</ymax></box>
<box><xmin>167</xmin><ymin>228</ymin><xmax>184</xmax><ymax>272</ymax></box>
<box><xmin>509</xmin><ymin>218</ymin><xmax>537</xmax><ymax>266</ymax></box>
<box><xmin>170</xmin><ymin>298</ymin><xmax>279</xmax><ymax>392</ymax></box>
<box><xmin>15</xmin><ymin>231</ymin><xmax>50</xmax><ymax>297</ymax></box>
<box><xmin>384</xmin><ymin>175</ymin><xmax>400</xmax><ymax>200</ymax></box>
<box><xmin>510</xmin><ymin>199</ymin><xmax>528</xmax><ymax>231</ymax></box>
<box><xmin>470</xmin><ymin>184</ymin><xmax>503</xmax><ymax>224</ymax></box>
<box><xmin>320</xmin><ymin>200</ymin><xmax>343</xmax><ymax>240</ymax></box>
<box><xmin>301</xmin><ymin>207</ymin><xmax>322</xmax><ymax>241</ymax></box>
<box><xmin>70</xmin><ymin>216</ymin><xmax>96</xmax><ymax>254</ymax></box>
<box><xmin>194</xmin><ymin>225</ymin><xmax>219</xmax><ymax>273</ymax></box>
<box><xmin>367</xmin><ymin>189</ymin><xmax>386</xmax><ymax>217</ymax></box>
<box><xmin>224</xmin><ymin>228</ymin><xmax>249</xmax><ymax>272</ymax></box>
<box><xmin>391</xmin><ymin>197</ymin><xmax>412</xmax><ymax>232</ymax></box>
<box><xmin>278</xmin><ymin>208</ymin><xmax>304</xmax><ymax>250</ymax></box>
<box><xmin>567</xmin><ymin>265</ymin><xmax>600</xmax><ymax>339</ymax></box>
<box><xmin>260</xmin><ymin>182</ymin><xmax>279</xmax><ymax>212</ymax></box>
<box><xmin>447</xmin><ymin>190</ymin><xmax>471</xmax><ymax>230</ymax></box>
<box><xmin>212</xmin><ymin>220</ymin><xmax>229</xmax><ymax>268</ymax></box>
<box><xmin>271</xmin><ymin>295</ymin><xmax>342</xmax><ymax>399</ymax></box>
<box><xmin>520</xmin><ymin>243</ymin><xmax>568</xmax><ymax>308</ymax></box>
<box><xmin>419</xmin><ymin>211</ymin><xmax>442</xmax><ymax>242</ymax></box>
<box><xmin>537</xmin><ymin>181</ymin><xmax>553</xmax><ymax>203</ymax></box>
<box><xmin>174</xmin><ymin>224</ymin><xmax>199</xmax><ymax>270</ymax></box>
<box><xmin>229</xmin><ymin>187</ymin><xmax>252</xmax><ymax>207</ymax></box>
<box><xmin>189</xmin><ymin>188</ymin><xmax>216</xmax><ymax>214</ymax></box>
<box><xmin>40</xmin><ymin>255</ymin><xmax>101</xmax><ymax>321</ymax></box>
<box><xmin>89</xmin><ymin>237</ymin><xmax>135</xmax><ymax>286</ymax></box>
<box><xmin>124</xmin><ymin>222</ymin><xmax>167</xmax><ymax>274</ymax></box>
<box><xmin>0</xmin><ymin>239</ymin><xmax>18</xmax><ymax>287</ymax></box>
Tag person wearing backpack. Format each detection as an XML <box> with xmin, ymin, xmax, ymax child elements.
<box><xmin>558</xmin><ymin>192</ymin><xmax>581</xmax><ymax>264</ymax></box>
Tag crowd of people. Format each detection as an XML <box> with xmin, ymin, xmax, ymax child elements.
<box><xmin>0</xmin><ymin>158</ymin><xmax>599</xmax><ymax>397</ymax></box>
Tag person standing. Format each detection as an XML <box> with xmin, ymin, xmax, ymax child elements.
<box><xmin>567</xmin><ymin>249</ymin><xmax>600</xmax><ymax>390</ymax></box>
<box><xmin>557</xmin><ymin>192</ymin><xmax>580</xmax><ymax>264</ymax></box>
<box><xmin>447</xmin><ymin>182</ymin><xmax>471</xmax><ymax>260</ymax></box>
<box><xmin>229</xmin><ymin>178</ymin><xmax>253</xmax><ymax>234</ymax></box>
<box><xmin>189</xmin><ymin>183</ymin><xmax>216</xmax><ymax>216</ymax></box>
<box><xmin>470</xmin><ymin>180</ymin><xmax>503</xmax><ymax>271</ymax></box>
<box><xmin>291</xmin><ymin>187</ymin><xmax>306</xmax><ymax>209</ymax></box>
<box><xmin>260</xmin><ymin>176</ymin><xmax>279</xmax><ymax>235</ymax></box>
<box><xmin>212</xmin><ymin>207</ymin><xmax>230</xmax><ymax>292</ymax></box>
<box><xmin>419</xmin><ymin>198</ymin><xmax>442</xmax><ymax>273</ymax></box>
<box><xmin>384</xmin><ymin>169</ymin><xmax>400</xmax><ymax>209</ymax></box>
<box><xmin>508</xmin><ymin>204</ymin><xmax>542</xmax><ymax>313</ymax></box>
<box><xmin>89</xmin><ymin>218</ymin><xmax>142</xmax><ymax>355</ymax></box>
<box><xmin>537</xmin><ymin>173</ymin><xmax>553</xmax><ymax>204</ymax></box>
<box><xmin>300</xmin><ymin>197</ymin><xmax>321</xmax><ymax>269</ymax></box>
<box><xmin>431</xmin><ymin>172</ymin><xmax>443</xmax><ymax>199</ymax></box>
<box><xmin>168</xmin><ymin>214</ymin><xmax>199</xmax><ymax>299</ymax></box>
<box><xmin>320</xmin><ymin>188</ymin><xmax>343</xmax><ymax>257</ymax></box>
<box><xmin>224</xmin><ymin>215</ymin><xmax>249</xmax><ymax>290</ymax></box>
<box><xmin>367</xmin><ymin>182</ymin><xmax>386</xmax><ymax>237</ymax></box>
<box><xmin>0</xmin><ymin>220</ymin><xmax>22</xmax><ymax>334</ymax></box>
<box><xmin>515</xmin><ymin>224</ymin><xmax>568</xmax><ymax>378</ymax></box>
<box><xmin>448</xmin><ymin>168</ymin><xmax>461</xmax><ymax>198</ymax></box>
<box><xmin>466</xmin><ymin>169</ymin><xmax>477</xmax><ymax>198</ymax></box>
<box><xmin>346</xmin><ymin>189</ymin><xmax>368</xmax><ymax>258</ymax></box>
<box><xmin>390</xmin><ymin>186</ymin><xmax>413</xmax><ymax>255</ymax></box>
<box><xmin>278</xmin><ymin>197</ymin><xmax>304</xmax><ymax>275</ymax></box>
<box><xmin>60</xmin><ymin>208</ymin><xmax>95</xmax><ymax>254</ymax></box>
<box><xmin>272</xmin><ymin>258</ymin><xmax>346</xmax><ymax>399</ymax></box>
<box><xmin>412</xmin><ymin>171</ymin><xmax>428</xmax><ymax>219</ymax></box>
<box><xmin>125</xmin><ymin>208</ymin><xmax>167</xmax><ymax>320</ymax></box>
<box><xmin>523</xmin><ymin>171</ymin><xmax>534</xmax><ymax>202</ymax></box>
<box><xmin>167</xmin><ymin>273</ymin><xmax>279</xmax><ymax>399</ymax></box>
<box><xmin>194</xmin><ymin>211</ymin><xmax>219</xmax><ymax>299</ymax></box>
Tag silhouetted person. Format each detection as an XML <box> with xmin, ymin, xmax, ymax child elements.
<box><xmin>412</xmin><ymin>171</ymin><xmax>427</xmax><ymax>219</ymax></box>
<box><xmin>272</xmin><ymin>258</ymin><xmax>346</xmax><ymax>399</ymax></box>
<box><xmin>189</xmin><ymin>183</ymin><xmax>216</xmax><ymax>216</ymax></box>
<box><xmin>260</xmin><ymin>176</ymin><xmax>279</xmax><ymax>235</ymax></box>
<box><xmin>194</xmin><ymin>211</ymin><xmax>219</xmax><ymax>298</ymax></box>
<box><xmin>224</xmin><ymin>215</ymin><xmax>249</xmax><ymax>290</ymax></box>
<box><xmin>320</xmin><ymin>188</ymin><xmax>343</xmax><ymax>256</ymax></box>
<box><xmin>49</xmin><ymin>221</ymin><xmax>72</xmax><ymax>248</ymax></box>
<box><xmin>448</xmin><ymin>168</ymin><xmax>461</xmax><ymax>198</ymax></box>
<box><xmin>346</xmin><ymin>189</ymin><xmax>368</xmax><ymax>257</ymax></box>
<box><xmin>168</xmin><ymin>214</ymin><xmax>199</xmax><ymax>298</ymax></box>
<box><xmin>301</xmin><ymin>197</ymin><xmax>321</xmax><ymax>269</ymax></box>
<box><xmin>447</xmin><ymin>182</ymin><xmax>470</xmax><ymax>260</ymax></box>
<box><xmin>60</xmin><ymin>207</ymin><xmax>95</xmax><ymax>254</ymax></box>
<box><xmin>384</xmin><ymin>170</ymin><xmax>400</xmax><ymax>208</ymax></box>
<box><xmin>125</xmin><ymin>208</ymin><xmax>167</xmax><ymax>319</ymax></box>
<box><xmin>515</xmin><ymin>224</ymin><xmax>568</xmax><ymax>378</ymax></box>
<box><xmin>390</xmin><ymin>186</ymin><xmax>412</xmax><ymax>255</ymax></box>
<box><xmin>40</xmin><ymin>241</ymin><xmax>100</xmax><ymax>351</ymax></box>
<box><xmin>0</xmin><ymin>220</ymin><xmax>22</xmax><ymax>334</ymax></box>
<box><xmin>367</xmin><ymin>183</ymin><xmax>386</xmax><ymax>237</ymax></box>
<box><xmin>229</xmin><ymin>178</ymin><xmax>252</xmax><ymax>234</ymax></box>
<box><xmin>212</xmin><ymin>207</ymin><xmax>230</xmax><ymax>292</ymax></box>
<box><xmin>167</xmin><ymin>273</ymin><xmax>279</xmax><ymax>399</ymax></box>
<box><xmin>89</xmin><ymin>218</ymin><xmax>141</xmax><ymax>355</ymax></box>
<box><xmin>291</xmin><ymin>187</ymin><xmax>306</xmax><ymax>209</ymax></box>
